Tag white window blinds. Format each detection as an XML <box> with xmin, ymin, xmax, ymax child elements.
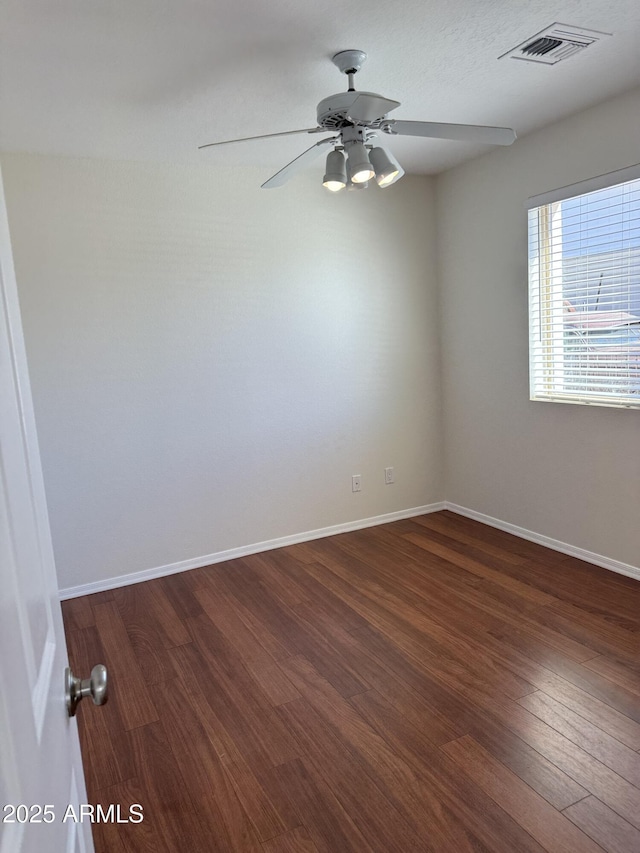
<box><xmin>528</xmin><ymin>166</ymin><xmax>640</xmax><ymax>408</ymax></box>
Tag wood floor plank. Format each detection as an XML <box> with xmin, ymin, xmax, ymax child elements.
<box><xmin>349</xmin><ymin>688</ymin><xmax>548</xmax><ymax>853</ymax></box>
<box><xmin>518</xmin><ymin>690</ymin><xmax>640</xmax><ymax>788</ymax></box>
<box><xmin>270</xmin><ymin>759</ymin><xmax>374</xmax><ymax>853</ymax></box>
<box><xmin>543</xmin><ymin>601</ymin><xmax>638</xmax><ymax>659</ymax></box>
<box><xmin>195</xmin><ymin>581</ymin><xmax>275</xmax><ymax>667</ymax></box>
<box><xmin>412</xmin><ymin>515</ymin><xmax>640</xmax><ymax>621</ymax></box>
<box><xmin>302</xmin><ymin>550</ymin><xmax>537</xmax><ymax>702</ymax></box>
<box><xmin>91</xmin><ymin>824</ymin><xmax>128</xmax><ymax>853</ymax></box>
<box><xmin>346</xmin><ymin>620</ymin><xmax>485</xmax><ymax>721</ymax></box>
<box><xmin>111</xmin><ymin>584</ymin><xmax>181</xmax><ymax>686</ymax></box>
<box><xmin>547</xmin><ymin>589</ymin><xmax>639</xmax><ymax>636</ymax></box>
<box><xmin>84</xmin><ymin>589</ymin><xmax>116</xmax><ymax>606</ymax></box>
<box><xmin>134</xmin><ymin>578</ymin><xmax>191</xmax><ymax>647</ymax></box>
<box><xmin>156</xmin><ymin>569</ymin><xmax>204</xmax><ymax>619</ymax></box>
<box><xmin>65</xmin><ymin>626</ymin><xmax>134</xmax><ymax>792</ymax></box>
<box><xmin>250</xmin><ymin>660</ymin><xmax>302</xmax><ymax>707</ymax></box>
<box><xmin>352</xmin><ymin>627</ymin><xmax>640</xmax><ymax>831</ymax></box>
<box><xmin>365</xmin><ymin>533</ymin><xmax>597</xmax><ymax>663</ymax></box>
<box><xmin>583</xmin><ymin>654</ymin><xmax>640</xmax><ymax>696</ymax></box>
<box><xmin>266</xmin><ymin>554</ymin><xmax>371</xmax><ymax>634</ymax></box>
<box><xmin>400</xmin><ymin>528</ymin><xmax>560</xmax><ymax>606</ymax></box>
<box><xmin>536</xmin><ymin>686</ymin><xmax>640</xmax><ymax>752</ymax></box>
<box><xmin>91</xmin><ymin>776</ymin><xmax>167</xmax><ymax>853</ymax></box>
<box><xmin>345</xmin><ymin>525</ymin><xmax>486</xmax><ymax>595</ymax></box>
<box><xmin>126</xmin><ymin>721</ymin><xmax>232</xmax><ymax>852</ymax></box>
<box><xmin>62</xmin><ymin>510</ymin><xmax>640</xmax><ymax>853</ymax></box>
<box><xmin>563</xmin><ymin>795</ymin><xmax>640</xmax><ymax>853</ymax></box>
<box><xmin>195</xmin><ymin>583</ymin><xmax>301</xmax><ymax>706</ymax></box>
<box><xmin>201</xmin><ymin>564</ymin><xmax>293</xmax><ymax>662</ymax></box>
<box><xmin>216</xmin><ymin>560</ymin><xmax>372</xmax><ymax>698</ymax></box>
<box><xmin>260</xmin><ymin>826</ymin><xmax>319</xmax><ymax>853</ymax></box>
<box><xmin>319</xmin><ymin>537</ymin><xmax>484</xmax><ymax>629</ymax></box>
<box><xmin>276</xmin><ymin>697</ymin><xmax>432</xmax><ymax>853</ymax></box>
<box><xmin>477</xmin><ymin>695</ymin><xmax>640</xmax><ymax>830</ymax></box>
<box><xmin>293</xmin><ymin>600</ymin><xmax>464</xmax><ymax>746</ymax></box>
<box><xmin>344</xmin><ymin>623</ymin><xmax>587</xmax><ymax>809</ymax></box>
<box><xmin>241</xmin><ymin>552</ymin><xmax>307</xmax><ymax>608</ymax></box>
<box><xmin>555</xmin><ymin>553</ymin><xmax>640</xmax><ymax>603</ymax></box>
<box><xmin>167</xmin><ymin>642</ymin><xmax>299</xmax><ymax>838</ymax></box>
<box><xmin>490</xmin><ymin>627</ymin><xmax>640</xmax><ymax>724</ymax></box>
<box><xmin>362</xmin><ymin>615</ymin><xmax>640</xmax><ymax>831</ymax></box>
<box><xmin>337</xmin><ymin>529</ymin><xmax>514</xmax><ymax>631</ymax></box>
<box><xmin>61</xmin><ymin>595</ymin><xmax>95</xmax><ymax>630</ymax></box>
<box><xmin>184</xmin><ymin>613</ymin><xmax>300</xmax><ymax>769</ymax></box>
<box><xmin>468</xmin><ymin>716</ymin><xmax>589</xmax><ymax>811</ymax></box>
<box><xmin>92</xmin><ymin>601</ymin><xmax>159</xmax><ymax>730</ymax></box>
<box><xmin>154</xmin><ymin>678</ymin><xmax>263</xmax><ymax>849</ymax></box>
<box><xmin>426</xmin><ymin>511</ymin><xmax>560</xmax><ymax>561</ymax></box>
<box><xmin>442</xmin><ymin>735</ymin><xmax>603</xmax><ymax>853</ymax></box>
<box><xmin>409</xmin><ymin>514</ymin><xmax>527</xmax><ymax>565</ymax></box>
<box><xmin>279</xmin><ymin>541</ymin><xmax>321</xmax><ymax>565</ymax></box>
<box><xmin>374</xmin><ymin>523</ymin><xmax>557</xmax><ymax>615</ymax></box>
<box><xmin>280</xmin><ymin>655</ymin><xmax>503</xmax><ymax>853</ymax></box>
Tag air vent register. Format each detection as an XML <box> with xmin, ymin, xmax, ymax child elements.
<box><xmin>500</xmin><ymin>23</ymin><xmax>611</xmax><ymax>65</ymax></box>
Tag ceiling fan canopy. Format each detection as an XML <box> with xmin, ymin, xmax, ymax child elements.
<box><xmin>199</xmin><ymin>50</ymin><xmax>517</xmax><ymax>191</ymax></box>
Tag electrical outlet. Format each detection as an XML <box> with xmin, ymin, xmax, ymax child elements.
<box><xmin>384</xmin><ymin>467</ymin><xmax>395</xmax><ymax>485</ymax></box>
<box><xmin>352</xmin><ymin>475</ymin><xmax>362</xmax><ymax>493</ymax></box>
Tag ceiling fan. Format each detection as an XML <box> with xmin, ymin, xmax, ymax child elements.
<box><xmin>199</xmin><ymin>50</ymin><xmax>517</xmax><ymax>191</ymax></box>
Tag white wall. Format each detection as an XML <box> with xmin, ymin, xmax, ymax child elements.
<box><xmin>2</xmin><ymin>154</ymin><xmax>441</xmax><ymax>591</ymax></box>
<box><xmin>436</xmin><ymin>86</ymin><xmax>640</xmax><ymax>568</ymax></box>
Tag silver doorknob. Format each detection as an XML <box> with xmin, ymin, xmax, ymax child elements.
<box><xmin>65</xmin><ymin>664</ymin><xmax>108</xmax><ymax>717</ymax></box>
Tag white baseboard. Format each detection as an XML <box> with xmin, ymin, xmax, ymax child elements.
<box><xmin>58</xmin><ymin>502</ymin><xmax>446</xmax><ymax>600</ymax></box>
<box><xmin>445</xmin><ymin>502</ymin><xmax>640</xmax><ymax>583</ymax></box>
<box><xmin>59</xmin><ymin>499</ymin><xmax>640</xmax><ymax>600</ymax></box>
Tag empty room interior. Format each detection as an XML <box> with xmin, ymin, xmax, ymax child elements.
<box><xmin>2</xmin><ymin>0</ymin><xmax>640</xmax><ymax>851</ymax></box>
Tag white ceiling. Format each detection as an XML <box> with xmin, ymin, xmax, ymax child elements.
<box><xmin>1</xmin><ymin>0</ymin><xmax>640</xmax><ymax>176</ymax></box>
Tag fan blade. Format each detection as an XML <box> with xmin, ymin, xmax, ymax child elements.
<box><xmin>347</xmin><ymin>94</ymin><xmax>401</xmax><ymax>124</ymax></box>
<box><xmin>199</xmin><ymin>127</ymin><xmax>327</xmax><ymax>150</ymax></box>
<box><xmin>261</xmin><ymin>137</ymin><xmax>337</xmax><ymax>189</ymax></box>
<box><xmin>383</xmin><ymin>120</ymin><xmax>516</xmax><ymax>146</ymax></box>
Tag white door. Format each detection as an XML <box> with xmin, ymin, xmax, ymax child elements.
<box><xmin>0</xmin><ymin>165</ymin><xmax>95</xmax><ymax>853</ymax></box>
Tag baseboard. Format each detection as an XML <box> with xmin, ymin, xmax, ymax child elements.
<box><xmin>445</xmin><ymin>502</ymin><xmax>640</xmax><ymax>583</ymax></box>
<box><xmin>58</xmin><ymin>502</ymin><xmax>446</xmax><ymax>600</ymax></box>
<box><xmin>59</xmin><ymin>499</ymin><xmax>639</xmax><ymax>600</ymax></box>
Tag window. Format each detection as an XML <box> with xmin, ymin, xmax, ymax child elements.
<box><xmin>528</xmin><ymin>165</ymin><xmax>640</xmax><ymax>408</ymax></box>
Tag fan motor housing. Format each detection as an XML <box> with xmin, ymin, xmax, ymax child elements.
<box><xmin>317</xmin><ymin>91</ymin><xmax>392</xmax><ymax>129</ymax></box>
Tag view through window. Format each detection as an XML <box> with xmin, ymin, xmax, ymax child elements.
<box><xmin>529</xmin><ymin>170</ymin><xmax>640</xmax><ymax>408</ymax></box>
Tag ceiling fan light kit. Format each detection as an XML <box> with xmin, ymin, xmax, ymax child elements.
<box><xmin>322</xmin><ymin>149</ymin><xmax>347</xmax><ymax>192</ymax></box>
<box><xmin>368</xmin><ymin>146</ymin><xmax>400</xmax><ymax>188</ymax></box>
<box><xmin>199</xmin><ymin>50</ymin><xmax>517</xmax><ymax>192</ymax></box>
<box><xmin>346</xmin><ymin>141</ymin><xmax>375</xmax><ymax>184</ymax></box>
<box><xmin>345</xmin><ymin>158</ymin><xmax>368</xmax><ymax>191</ymax></box>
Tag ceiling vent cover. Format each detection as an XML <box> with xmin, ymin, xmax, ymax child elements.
<box><xmin>499</xmin><ymin>23</ymin><xmax>611</xmax><ymax>65</ymax></box>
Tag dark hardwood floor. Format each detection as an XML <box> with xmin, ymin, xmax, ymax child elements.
<box><xmin>61</xmin><ymin>510</ymin><xmax>640</xmax><ymax>852</ymax></box>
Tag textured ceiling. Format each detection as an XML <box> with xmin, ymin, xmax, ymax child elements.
<box><xmin>1</xmin><ymin>0</ymin><xmax>640</xmax><ymax>176</ymax></box>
